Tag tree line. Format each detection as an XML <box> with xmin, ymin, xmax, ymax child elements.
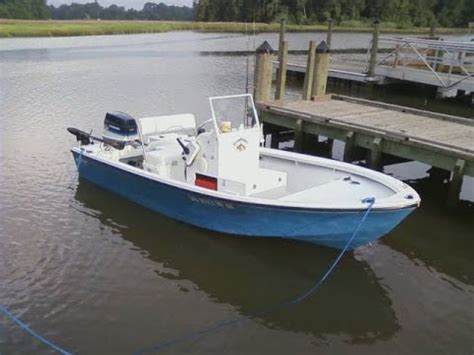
<box><xmin>0</xmin><ymin>0</ymin><xmax>193</xmax><ymax>20</ymax></box>
<box><xmin>0</xmin><ymin>0</ymin><xmax>48</xmax><ymax>19</ymax></box>
<box><xmin>194</xmin><ymin>0</ymin><xmax>474</xmax><ymax>28</ymax></box>
<box><xmin>0</xmin><ymin>0</ymin><xmax>472</xmax><ymax>27</ymax></box>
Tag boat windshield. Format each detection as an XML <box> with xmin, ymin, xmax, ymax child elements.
<box><xmin>209</xmin><ymin>94</ymin><xmax>260</xmax><ymax>134</ymax></box>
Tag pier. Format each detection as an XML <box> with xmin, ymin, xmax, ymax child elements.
<box><xmin>277</xmin><ymin>21</ymin><xmax>474</xmax><ymax>98</ymax></box>
<box><xmin>253</xmin><ymin>23</ymin><xmax>474</xmax><ymax>206</ymax></box>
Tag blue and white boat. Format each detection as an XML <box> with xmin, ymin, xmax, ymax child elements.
<box><xmin>69</xmin><ymin>94</ymin><xmax>420</xmax><ymax>249</ymax></box>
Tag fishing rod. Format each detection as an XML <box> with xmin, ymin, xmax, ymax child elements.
<box><xmin>67</xmin><ymin>127</ymin><xmax>126</xmax><ymax>150</ymax></box>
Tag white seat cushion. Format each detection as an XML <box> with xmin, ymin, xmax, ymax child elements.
<box><xmin>139</xmin><ymin>114</ymin><xmax>196</xmax><ymax>138</ymax></box>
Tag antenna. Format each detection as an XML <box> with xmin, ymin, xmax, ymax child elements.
<box><xmin>244</xmin><ymin>21</ymin><xmax>253</xmax><ymax>126</ymax></box>
<box><xmin>253</xmin><ymin>16</ymin><xmax>256</xmax><ymax>52</ymax></box>
<box><xmin>245</xmin><ymin>21</ymin><xmax>250</xmax><ymax>94</ymax></box>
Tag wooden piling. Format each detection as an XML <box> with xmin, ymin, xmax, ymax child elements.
<box><xmin>294</xmin><ymin>119</ymin><xmax>304</xmax><ymax>152</ymax></box>
<box><xmin>343</xmin><ymin>132</ymin><xmax>355</xmax><ymax>162</ymax></box>
<box><xmin>271</xmin><ymin>133</ymin><xmax>280</xmax><ymax>148</ymax></box>
<box><xmin>303</xmin><ymin>133</ymin><xmax>317</xmax><ymax>152</ymax></box>
<box><xmin>393</xmin><ymin>44</ymin><xmax>400</xmax><ymax>68</ymax></box>
<box><xmin>447</xmin><ymin>159</ymin><xmax>465</xmax><ymax>207</ymax></box>
<box><xmin>367</xmin><ymin>19</ymin><xmax>380</xmax><ymax>78</ymax></box>
<box><xmin>278</xmin><ymin>18</ymin><xmax>286</xmax><ymax>44</ymax></box>
<box><xmin>326</xmin><ymin>138</ymin><xmax>334</xmax><ymax>154</ymax></box>
<box><xmin>368</xmin><ymin>137</ymin><xmax>383</xmax><ymax>171</ymax></box>
<box><xmin>429</xmin><ymin>21</ymin><xmax>436</xmax><ymax>38</ymax></box>
<box><xmin>254</xmin><ymin>41</ymin><xmax>274</xmax><ymax>103</ymax></box>
<box><xmin>433</xmin><ymin>38</ymin><xmax>444</xmax><ymax>72</ymax></box>
<box><xmin>275</xmin><ymin>19</ymin><xmax>287</xmax><ymax>100</ymax></box>
<box><xmin>302</xmin><ymin>40</ymin><xmax>316</xmax><ymax>100</ymax></box>
<box><xmin>311</xmin><ymin>41</ymin><xmax>330</xmax><ymax>98</ymax></box>
<box><xmin>428</xmin><ymin>167</ymin><xmax>450</xmax><ymax>182</ymax></box>
<box><xmin>275</xmin><ymin>41</ymin><xmax>288</xmax><ymax>101</ymax></box>
<box><xmin>327</xmin><ymin>19</ymin><xmax>334</xmax><ymax>49</ymax></box>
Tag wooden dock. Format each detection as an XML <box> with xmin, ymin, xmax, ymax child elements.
<box><xmin>282</xmin><ymin>54</ymin><xmax>474</xmax><ymax>95</ymax></box>
<box><xmin>275</xmin><ymin>19</ymin><xmax>474</xmax><ymax>98</ymax></box>
<box><xmin>252</xmin><ymin>31</ymin><xmax>473</xmax><ymax>205</ymax></box>
<box><xmin>258</xmin><ymin>95</ymin><xmax>474</xmax><ymax>205</ymax></box>
<box><xmin>259</xmin><ymin>95</ymin><xmax>473</xmax><ymax>172</ymax></box>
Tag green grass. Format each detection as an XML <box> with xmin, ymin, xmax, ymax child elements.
<box><xmin>0</xmin><ymin>19</ymin><xmax>469</xmax><ymax>38</ymax></box>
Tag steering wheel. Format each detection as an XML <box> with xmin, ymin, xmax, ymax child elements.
<box><xmin>196</xmin><ymin>119</ymin><xmax>213</xmax><ymax>134</ymax></box>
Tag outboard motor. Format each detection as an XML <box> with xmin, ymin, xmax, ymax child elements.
<box><xmin>103</xmin><ymin>111</ymin><xmax>139</xmax><ymax>143</ymax></box>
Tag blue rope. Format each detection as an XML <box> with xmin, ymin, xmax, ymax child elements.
<box><xmin>0</xmin><ymin>304</ymin><xmax>72</xmax><ymax>355</ymax></box>
<box><xmin>135</xmin><ymin>197</ymin><xmax>376</xmax><ymax>354</ymax></box>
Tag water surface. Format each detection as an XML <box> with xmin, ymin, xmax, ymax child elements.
<box><xmin>0</xmin><ymin>32</ymin><xmax>473</xmax><ymax>354</ymax></box>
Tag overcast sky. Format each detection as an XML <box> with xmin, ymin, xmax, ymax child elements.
<box><xmin>47</xmin><ymin>0</ymin><xmax>193</xmax><ymax>9</ymax></box>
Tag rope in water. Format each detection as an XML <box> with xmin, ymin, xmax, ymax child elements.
<box><xmin>0</xmin><ymin>304</ymin><xmax>72</xmax><ymax>355</ymax></box>
<box><xmin>135</xmin><ymin>197</ymin><xmax>376</xmax><ymax>354</ymax></box>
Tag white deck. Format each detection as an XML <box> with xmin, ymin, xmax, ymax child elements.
<box><xmin>257</xmin><ymin>151</ymin><xmax>397</xmax><ymax>206</ymax></box>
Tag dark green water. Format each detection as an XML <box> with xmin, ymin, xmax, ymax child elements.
<box><xmin>0</xmin><ymin>32</ymin><xmax>472</xmax><ymax>354</ymax></box>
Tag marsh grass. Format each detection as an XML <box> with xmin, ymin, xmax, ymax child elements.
<box><xmin>0</xmin><ymin>19</ymin><xmax>468</xmax><ymax>38</ymax></box>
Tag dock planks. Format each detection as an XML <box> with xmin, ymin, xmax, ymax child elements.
<box><xmin>258</xmin><ymin>95</ymin><xmax>474</xmax><ymax>177</ymax></box>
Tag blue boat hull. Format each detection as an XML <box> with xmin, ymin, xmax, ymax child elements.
<box><xmin>72</xmin><ymin>152</ymin><xmax>415</xmax><ymax>249</ymax></box>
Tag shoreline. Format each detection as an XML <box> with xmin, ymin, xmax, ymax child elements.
<box><xmin>0</xmin><ymin>20</ymin><xmax>470</xmax><ymax>38</ymax></box>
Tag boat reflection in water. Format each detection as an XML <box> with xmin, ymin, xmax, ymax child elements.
<box><xmin>381</xmin><ymin>177</ymin><xmax>474</xmax><ymax>286</ymax></box>
<box><xmin>74</xmin><ymin>179</ymin><xmax>400</xmax><ymax>344</ymax></box>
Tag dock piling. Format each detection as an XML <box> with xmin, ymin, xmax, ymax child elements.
<box><xmin>275</xmin><ymin>20</ymin><xmax>288</xmax><ymax>101</ymax></box>
<box><xmin>271</xmin><ymin>137</ymin><xmax>280</xmax><ymax>149</ymax></box>
<box><xmin>311</xmin><ymin>41</ymin><xmax>330</xmax><ymax>97</ymax></box>
<box><xmin>343</xmin><ymin>132</ymin><xmax>355</xmax><ymax>162</ymax></box>
<box><xmin>327</xmin><ymin>19</ymin><xmax>334</xmax><ymax>49</ymax></box>
<box><xmin>429</xmin><ymin>21</ymin><xmax>436</xmax><ymax>38</ymax></box>
<box><xmin>367</xmin><ymin>19</ymin><xmax>380</xmax><ymax>78</ymax></box>
<box><xmin>254</xmin><ymin>41</ymin><xmax>274</xmax><ymax>103</ymax></box>
<box><xmin>302</xmin><ymin>41</ymin><xmax>316</xmax><ymax>100</ymax></box>
<box><xmin>278</xmin><ymin>18</ymin><xmax>286</xmax><ymax>44</ymax></box>
<box><xmin>447</xmin><ymin>159</ymin><xmax>466</xmax><ymax>207</ymax></box>
<box><xmin>428</xmin><ymin>167</ymin><xmax>450</xmax><ymax>182</ymax></box>
<box><xmin>368</xmin><ymin>137</ymin><xmax>383</xmax><ymax>171</ymax></box>
<box><xmin>433</xmin><ymin>39</ymin><xmax>444</xmax><ymax>73</ymax></box>
<box><xmin>294</xmin><ymin>119</ymin><xmax>304</xmax><ymax>152</ymax></box>
<box><xmin>275</xmin><ymin>41</ymin><xmax>288</xmax><ymax>100</ymax></box>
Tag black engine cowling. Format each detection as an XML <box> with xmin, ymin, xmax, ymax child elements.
<box><xmin>104</xmin><ymin>111</ymin><xmax>138</xmax><ymax>137</ymax></box>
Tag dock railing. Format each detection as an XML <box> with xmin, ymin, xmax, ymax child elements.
<box><xmin>370</xmin><ymin>37</ymin><xmax>474</xmax><ymax>92</ymax></box>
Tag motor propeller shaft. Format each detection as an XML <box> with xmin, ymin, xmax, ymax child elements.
<box><xmin>67</xmin><ymin>127</ymin><xmax>125</xmax><ymax>150</ymax></box>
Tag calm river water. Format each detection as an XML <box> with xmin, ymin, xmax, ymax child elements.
<box><xmin>0</xmin><ymin>32</ymin><xmax>473</xmax><ymax>354</ymax></box>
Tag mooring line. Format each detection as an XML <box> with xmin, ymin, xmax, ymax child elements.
<box><xmin>135</xmin><ymin>197</ymin><xmax>376</xmax><ymax>354</ymax></box>
<box><xmin>0</xmin><ymin>304</ymin><xmax>72</xmax><ymax>355</ymax></box>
